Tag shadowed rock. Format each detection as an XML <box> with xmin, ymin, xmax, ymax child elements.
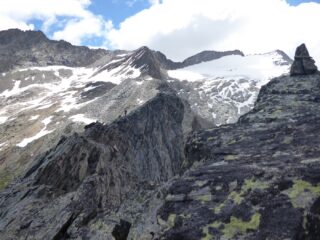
<box><xmin>112</xmin><ymin>219</ymin><xmax>132</xmax><ymax>240</ymax></box>
<box><xmin>290</xmin><ymin>44</ymin><xmax>318</xmax><ymax>76</ymax></box>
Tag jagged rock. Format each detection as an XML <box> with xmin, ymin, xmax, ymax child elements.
<box><xmin>152</xmin><ymin>70</ymin><xmax>320</xmax><ymax>239</ymax></box>
<box><xmin>290</xmin><ymin>43</ymin><xmax>318</xmax><ymax>76</ymax></box>
<box><xmin>0</xmin><ymin>91</ymin><xmax>189</xmax><ymax>239</ymax></box>
<box><xmin>181</xmin><ymin>50</ymin><xmax>244</xmax><ymax>67</ymax></box>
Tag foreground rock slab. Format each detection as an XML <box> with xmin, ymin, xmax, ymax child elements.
<box><xmin>155</xmin><ymin>70</ymin><xmax>320</xmax><ymax>239</ymax></box>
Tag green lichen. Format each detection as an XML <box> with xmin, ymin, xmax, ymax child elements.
<box><xmin>195</xmin><ymin>194</ymin><xmax>212</xmax><ymax>202</ymax></box>
<box><xmin>222</xmin><ymin>213</ymin><xmax>261</xmax><ymax>238</ymax></box>
<box><xmin>89</xmin><ymin>219</ymin><xmax>111</xmax><ymax>232</ymax></box>
<box><xmin>229</xmin><ymin>191</ymin><xmax>243</xmax><ymax>204</ymax></box>
<box><xmin>167</xmin><ymin>214</ymin><xmax>176</xmax><ymax>228</ymax></box>
<box><xmin>157</xmin><ymin>214</ymin><xmax>177</xmax><ymax>228</ymax></box>
<box><xmin>285</xmin><ymin>180</ymin><xmax>320</xmax><ymax>208</ymax></box>
<box><xmin>283</xmin><ymin>136</ymin><xmax>293</xmax><ymax>144</ymax></box>
<box><xmin>231</xmin><ymin>178</ymin><xmax>268</xmax><ymax>204</ymax></box>
<box><xmin>207</xmin><ymin>137</ymin><xmax>215</xmax><ymax>141</ymax></box>
<box><xmin>194</xmin><ymin>180</ymin><xmax>209</xmax><ymax>187</ymax></box>
<box><xmin>202</xmin><ymin>213</ymin><xmax>261</xmax><ymax>239</ymax></box>
<box><xmin>213</xmin><ymin>202</ymin><xmax>225</xmax><ymax>214</ymax></box>
<box><xmin>202</xmin><ymin>222</ymin><xmax>222</xmax><ymax>240</ymax></box>
<box><xmin>242</xmin><ymin>178</ymin><xmax>269</xmax><ymax>192</ymax></box>
<box><xmin>224</xmin><ymin>155</ymin><xmax>238</xmax><ymax>161</ymax></box>
<box><xmin>227</xmin><ymin>139</ymin><xmax>237</xmax><ymax>145</ymax></box>
<box><xmin>214</xmin><ymin>178</ymin><xmax>268</xmax><ymax>213</ymax></box>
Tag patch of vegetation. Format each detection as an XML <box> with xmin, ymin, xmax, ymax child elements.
<box><xmin>201</xmin><ymin>222</ymin><xmax>221</xmax><ymax>240</ymax></box>
<box><xmin>167</xmin><ymin>214</ymin><xmax>176</xmax><ymax>228</ymax></box>
<box><xmin>285</xmin><ymin>179</ymin><xmax>320</xmax><ymax>208</ymax></box>
<box><xmin>224</xmin><ymin>155</ymin><xmax>238</xmax><ymax>161</ymax></box>
<box><xmin>202</xmin><ymin>213</ymin><xmax>261</xmax><ymax>239</ymax></box>
<box><xmin>195</xmin><ymin>194</ymin><xmax>212</xmax><ymax>203</ymax></box>
<box><xmin>222</xmin><ymin>213</ymin><xmax>261</xmax><ymax>238</ymax></box>
<box><xmin>213</xmin><ymin>178</ymin><xmax>269</xmax><ymax>213</ymax></box>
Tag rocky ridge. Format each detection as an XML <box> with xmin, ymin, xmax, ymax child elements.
<box><xmin>151</xmin><ymin>45</ymin><xmax>320</xmax><ymax>239</ymax></box>
<box><xmin>0</xmin><ymin>29</ymin><xmax>108</xmax><ymax>72</ymax></box>
<box><xmin>0</xmin><ymin>87</ymin><xmax>190</xmax><ymax>239</ymax></box>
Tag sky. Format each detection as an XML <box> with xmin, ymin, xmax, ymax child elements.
<box><xmin>0</xmin><ymin>0</ymin><xmax>320</xmax><ymax>63</ymax></box>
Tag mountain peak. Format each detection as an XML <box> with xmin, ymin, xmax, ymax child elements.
<box><xmin>290</xmin><ymin>43</ymin><xmax>318</xmax><ymax>76</ymax></box>
<box><xmin>0</xmin><ymin>28</ymin><xmax>48</xmax><ymax>46</ymax></box>
<box><xmin>181</xmin><ymin>49</ymin><xmax>244</xmax><ymax>67</ymax></box>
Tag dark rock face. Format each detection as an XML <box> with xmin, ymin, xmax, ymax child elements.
<box><xmin>0</xmin><ymin>29</ymin><xmax>108</xmax><ymax>72</ymax></box>
<box><xmin>80</xmin><ymin>81</ymin><xmax>116</xmax><ymax>100</ymax></box>
<box><xmin>153</xmin><ymin>61</ymin><xmax>320</xmax><ymax>238</ymax></box>
<box><xmin>181</xmin><ymin>50</ymin><xmax>244</xmax><ymax>67</ymax></box>
<box><xmin>112</xmin><ymin>219</ymin><xmax>132</xmax><ymax>240</ymax></box>
<box><xmin>0</xmin><ymin>91</ymin><xmax>188</xmax><ymax>239</ymax></box>
<box><xmin>290</xmin><ymin>44</ymin><xmax>318</xmax><ymax>76</ymax></box>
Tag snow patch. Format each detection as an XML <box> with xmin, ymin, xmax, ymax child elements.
<box><xmin>0</xmin><ymin>142</ymin><xmax>6</xmax><ymax>151</ymax></box>
<box><xmin>17</xmin><ymin>116</ymin><xmax>54</xmax><ymax>148</ymax></box>
<box><xmin>168</xmin><ymin>53</ymin><xmax>289</xmax><ymax>84</ymax></box>
<box><xmin>29</xmin><ymin>115</ymin><xmax>40</xmax><ymax>121</ymax></box>
<box><xmin>137</xmin><ymin>98</ymin><xmax>145</xmax><ymax>105</ymax></box>
<box><xmin>17</xmin><ymin>128</ymin><xmax>53</xmax><ymax>148</ymax></box>
<box><xmin>0</xmin><ymin>80</ymin><xmax>21</xmax><ymax>97</ymax></box>
<box><xmin>42</xmin><ymin>116</ymin><xmax>53</xmax><ymax>126</ymax></box>
<box><xmin>69</xmin><ymin>114</ymin><xmax>96</xmax><ymax>124</ymax></box>
<box><xmin>0</xmin><ymin>116</ymin><xmax>8</xmax><ymax>124</ymax></box>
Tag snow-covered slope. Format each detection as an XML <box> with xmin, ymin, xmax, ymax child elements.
<box><xmin>0</xmin><ymin>50</ymin><xmax>163</xmax><ymax>188</ymax></box>
<box><xmin>168</xmin><ymin>51</ymin><xmax>291</xmax><ymax>125</ymax></box>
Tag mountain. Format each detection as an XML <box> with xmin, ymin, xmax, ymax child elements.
<box><xmin>0</xmin><ymin>28</ymin><xmax>304</xmax><ymax>239</ymax></box>
<box><xmin>0</xmin><ymin>29</ymin><xmax>108</xmax><ymax>72</ymax></box>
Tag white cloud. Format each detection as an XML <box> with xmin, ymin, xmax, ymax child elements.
<box><xmin>0</xmin><ymin>0</ymin><xmax>111</xmax><ymax>46</ymax></box>
<box><xmin>0</xmin><ymin>0</ymin><xmax>319</xmax><ymax>65</ymax></box>
<box><xmin>107</xmin><ymin>0</ymin><xmax>320</xmax><ymax>63</ymax></box>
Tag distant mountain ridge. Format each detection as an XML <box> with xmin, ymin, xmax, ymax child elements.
<box><xmin>0</xmin><ymin>29</ymin><xmax>251</xmax><ymax>75</ymax></box>
<box><xmin>0</xmin><ymin>29</ymin><xmax>108</xmax><ymax>72</ymax></box>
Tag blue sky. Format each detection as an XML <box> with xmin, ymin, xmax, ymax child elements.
<box><xmin>88</xmin><ymin>0</ymin><xmax>151</xmax><ymax>28</ymax></box>
<box><xmin>0</xmin><ymin>0</ymin><xmax>320</xmax><ymax>62</ymax></box>
<box><xmin>288</xmin><ymin>0</ymin><xmax>320</xmax><ymax>5</ymax></box>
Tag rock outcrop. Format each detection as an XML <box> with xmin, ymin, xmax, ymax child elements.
<box><xmin>0</xmin><ymin>29</ymin><xmax>108</xmax><ymax>72</ymax></box>
<box><xmin>290</xmin><ymin>44</ymin><xmax>318</xmax><ymax>76</ymax></box>
<box><xmin>181</xmin><ymin>50</ymin><xmax>244</xmax><ymax>67</ymax></box>
<box><xmin>0</xmin><ymin>90</ymin><xmax>190</xmax><ymax>239</ymax></box>
<box><xmin>152</xmin><ymin>49</ymin><xmax>320</xmax><ymax>239</ymax></box>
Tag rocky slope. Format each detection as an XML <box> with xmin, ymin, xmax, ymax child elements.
<box><xmin>0</xmin><ymin>88</ymin><xmax>190</xmax><ymax>239</ymax></box>
<box><xmin>151</xmin><ymin>44</ymin><xmax>320</xmax><ymax>239</ymax></box>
